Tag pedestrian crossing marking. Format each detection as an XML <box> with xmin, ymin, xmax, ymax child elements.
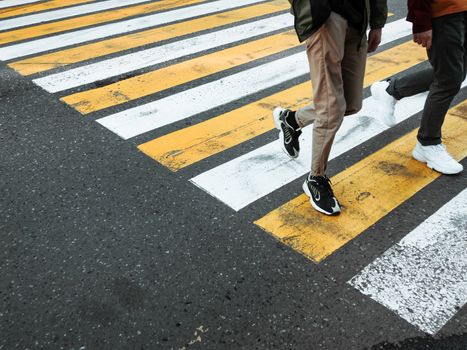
<box><xmin>254</xmin><ymin>101</ymin><xmax>467</xmax><ymax>263</ymax></box>
<box><xmin>0</xmin><ymin>0</ymin><xmax>155</xmax><ymax>32</ymax></box>
<box><xmin>138</xmin><ymin>40</ymin><xmax>426</xmax><ymax>171</ymax></box>
<box><xmin>0</xmin><ymin>0</ymin><xmax>40</xmax><ymax>10</ymax></box>
<box><xmin>0</xmin><ymin>0</ymin><xmax>208</xmax><ymax>45</ymax></box>
<box><xmin>349</xmin><ymin>188</ymin><xmax>467</xmax><ymax>334</ymax></box>
<box><xmin>191</xmin><ymin>88</ymin><xmax>457</xmax><ymax>211</ymax></box>
<box><xmin>34</xmin><ymin>13</ymin><xmax>292</xmax><ymax>93</ymax></box>
<box><xmin>0</xmin><ymin>0</ymin><xmax>270</xmax><ymax>61</ymax></box>
<box><xmin>140</xmin><ymin>82</ymin><xmax>310</xmax><ymax>170</ymax></box>
<box><xmin>0</xmin><ymin>0</ymin><xmax>94</xmax><ymax>19</ymax></box>
<box><xmin>8</xmin><ymin>0</ymin><xmax>290</xmax><ymax>76</ymax></box>
<box><xmin>97</xmin><ymin>48</ymin><xmax>306</xmax><ymax>139</ymax></box>
<box><xmin>62</xmin><ymin>30</ymin><xmax>299</xmax><ymax>114</ymax></box>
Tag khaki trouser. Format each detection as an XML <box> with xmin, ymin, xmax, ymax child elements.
<box><xmin>296</xmin><ymin>12</ymin><xmax>368</xmax><ymax>176</ymax></box>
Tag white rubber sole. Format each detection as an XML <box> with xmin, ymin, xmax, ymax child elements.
<box><xmin>272</xmin><ymin>107</ymin><xmax>283</xmax><ymax>130</ymax></box>
<box><xmin>370</xmin><ymin>83</ymin><xmax>396</xmax><ymax>127</ymax></box>
<box><xmin>302</xmin><ymin>181</ymin><xmax>340</xmax><ymax>216</ymax></box>
<box><xmin>412</xmin><ymin>149</ymin><xmax>463</xmax><ymax>175</ymax></box>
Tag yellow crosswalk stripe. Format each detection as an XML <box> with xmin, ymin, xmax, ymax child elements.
<box><xmin>0</xmin><ymin>0</ymin><xmax>94</xmax><ymax>19</ymax></box>
<box><xmin>9</xmin><ymin>0</ymin><xmax>290</xmax><ymax>76</ymax></box>
<box><xmin>0</xmin><ymin>0</ymin><xmax>207</xmax><ymax>45</ymax></box>
<box><xmin>62</xmin><ymin>30</ymin><xmax>299</xmax><ymax>114</ymax></box>
<box><xmin>138</xmin><ymin>41</ymin><xmax>427</xmax><ymax>171</ymax></box>
<box><xmin>254</xmin><ymin>101</ymin><xmax>467</xmax><ymax>263</ymax></box>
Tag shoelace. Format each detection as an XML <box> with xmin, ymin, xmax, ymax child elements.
<box><xmin>432</xmin><ymin>144</ymin><xmax>455</xmax><ymax>161</ymax></box>
<box><xmin>310</xmin><ymin>176</ymin><xmax>335</xmax><ymax>197</ymax></box>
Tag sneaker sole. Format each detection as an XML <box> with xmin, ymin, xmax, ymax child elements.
<box><xmin>272</xmin><ymin>107</ymin><xmax>283</xmax><ymax>129</ymax></box>
<box><xmin>412</xmin><ymin>149</ymin><xmax>463</xmax><ymax>175</ymax></box>
<box><xmin>370</xmin><ymin>84</ymin><xmax>396</xmax><ymax>127</ymax></box>
<box><xmin>302</xmin><ymin>182</ymin><xmax>340</xmax><ymax>216</ymax></box>
<box><xmin>273</xmin><ymin>107</ymin><xmax>298</xmax><ymax>159</ymax></box>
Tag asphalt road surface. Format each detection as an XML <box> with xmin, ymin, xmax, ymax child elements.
<box><xmin>1</xmin><ymin>0</ymin><xmax>466</xmax><ymax>349</ymax></box>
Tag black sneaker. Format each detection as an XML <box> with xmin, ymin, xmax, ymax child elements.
<box><xmin>302</xmin><ymin>174</ymin><xmax>341</xmax><ymax>216</ymax></box>
<box><xmin>273</xmin><ymin>107</ymin><xmax>302</xmax><ymax>158</ymax></box>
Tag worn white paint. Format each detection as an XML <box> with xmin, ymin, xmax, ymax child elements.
<box><xmin>0</xmin><ymin>0</ymin><xmax>41</xmax><ymax>8</ymax></box>
<box><xmin>349</xmin><ymin>188</ymin><xmax>467</xmax><ymax>334</ymax></box>
<box><xmin>190</xmin><ymin>93</ymin><xmax>425</xmax><ymax>210</ymax></box>
<box><xmin>0</xmin><ymin>0</ymin><xmax>151</xmax><ymax>31</ymax></box>
<box><xmin>33</xmin><ymin>13</ymin><xmax>293</xmax><ymax>92</ymax></box>
<box><xmin>97</xmin><ymin>52</ymin><xmax>307</xmax><ymax>138</ymax></box>
<box><xmin>190</xmin><ymin>80</ymin><xmax>466</xmax><ymax>211</ymax></box>
<box><xmin>378</xmin><ymin>16</ymin><xmax>413</xmax><ymax>46</ymax></box>
<box><xmin>0</xmin><ymin>0</ymin><xmax>268</xmax><ymax>60</ymax></box>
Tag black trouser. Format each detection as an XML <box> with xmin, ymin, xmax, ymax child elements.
<box><xmin>387</xmin><ymin>11</ymin><xmax>467</xmax><ymax>146</ymax></box>
<box><xmin>386</xmin><ymin>66</ymin><xmax>433</xmax><ymax>100</ymax></box>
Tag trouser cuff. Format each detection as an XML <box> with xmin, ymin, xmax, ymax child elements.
<box><xmin>386</xmin><ymin>79</ymin><xmax>403</xmax><ymax>100</ymax></box>
<box><xmin>417</xmin><ymin>135</ymin><xmax>442</xmax><ymax>146</ymax></box>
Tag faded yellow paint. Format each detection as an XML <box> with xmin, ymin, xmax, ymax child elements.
<box><xmin>62</xmin><ymin>30</ymin><xmax>299</xmax><ymax>114</ymax></box>
<box><xmin>255</xmin><ymin>101</ymin><xmax>467</xmax><ymax>263</ymax></box>
<box><xmin>9</xmin><ymin>0</ymin><xmax>290</xmax><ymax>76</ymax></box>
<box><xmin>0</xmin><ymin>0</ymin><xmax>94</xmax><ymax>19</ymax></box>
<box><xmin>138</xmin><ymin>41</ymin><xmax>427</xmax><ymax>171</ymax></box>
<box><xmin>0</xmin><ymin>0</ymin><xmax>208</xmax><ymax>45</ymax></box>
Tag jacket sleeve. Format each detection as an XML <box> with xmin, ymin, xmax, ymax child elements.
<box><xmin>369</xmin><ymin>0</ymin><xmax>388</xmax><ymax>29</ymax></box>
<box><xmin>406</xmin><ymin>0</ymin><xmax>432</xmax><ymax>33</ymax></box>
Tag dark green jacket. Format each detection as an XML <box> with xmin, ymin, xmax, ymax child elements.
<box><xmin>289</xmin><ymin>0</ymin><xmax>388</xmax><ymax>42</ymax></box>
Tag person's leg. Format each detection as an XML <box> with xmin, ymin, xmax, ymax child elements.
<box><xmin>295</xmin><ymin>103</ymin><xmax>318</xmax><ymax>128</ymax></box>
<box><xmin>464</xmin><ymin>12</ymin><xmax>467</xmax><ymax>85</ymax></box>
<box><xmin>297</xmin><ymin>12</ymin><xmax>348</xmax><ymax>216</ymax></box>
<box><xmin>386</xmin><ymin>67</ymin><xmax>433</xmax><ymax>100</ymax></box>
<box><xmin>296</xmin><ymin>23</ymin><xmax>366</xmax><ymax>125</ymax></box>
<box><xmin>342</xmin><ymin>27</ymin><xmax>368</xmax><ymax>116</ymax></box>
<box><xmin>371</xmin><ymin>67</ymin><xmax>434</xmax><ymax>127</ymax></box>
<box><xmin>412</xmin><ymin>12</ymin><xmax>465</xmax><ymax>175</ymax></box>
<box><xmin>271</xmin><ymin>11</ymin><xmax>346</xmax><ymax>160</ymax></box>
<box><xmin>465</xmin><ymin>12</ymin><xmax>467</xmax><ymax>78</ymax></box>
<box><xmin>417</xmin><ymin>12</ymin><xmax>465</xmax><ymax>145</ymax></box>
<box><xmin>302</xmin><ymin>12</ymin><xmax>347</xmax><ymax>176</ymax></box>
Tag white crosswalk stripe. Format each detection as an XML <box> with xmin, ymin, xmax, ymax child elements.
<box><xmin>0</xmin><ymin>0</ymin><xmax>151</xmax><ymax>31</ymax></box>
<box><xmin>97</xmin><ymin>51</ymin><xmax>306</xmax><ymax>139</ymax></box>
<box><xmin>33</xmin><ymin>13</ymin><xmax>293</xmax><ymax>92</ymax></box>
<box><xmin>0</xmin><ymin>0</ymin><xmax>41</xmax><ymax>8</ymax></box>
<box><xmin>349</xmin><ymin>188</ymin><xmax>467</xmax><ymax>334</ymax></box>
<box><xmin>0</xmin><ymin>0</ymin><xmax>267</xmax><ymax>60</ymax></box>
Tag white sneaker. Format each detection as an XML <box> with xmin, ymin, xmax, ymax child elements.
<box><xmin>371</xmin><ymin>81</ymin><xmax>397</xmax><ymax>127</ymax></box>
<box><xmin>412</xmin><ymin>141</ymin><xmax>463</xmax><ymax>175</ymax></box>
